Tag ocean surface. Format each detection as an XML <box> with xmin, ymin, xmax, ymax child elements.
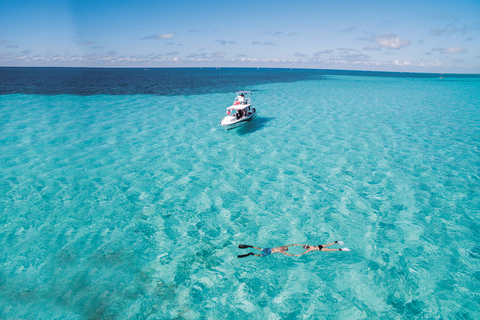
<box><xmin>1</xmin><ymin>67</ymin><xmax>480</xmax><ymax>319</ymax></box>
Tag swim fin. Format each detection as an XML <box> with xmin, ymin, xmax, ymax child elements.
<box><xmin>238</xmin><ymin>252</ymin><xmax>254</xmax><ymax>258</ymax></box>
<box><xmin>238</xmin><ymin>244</ymin><xmax>253</xmax><ymax>249</ymax></box>
<box><xmin>336</xmin><ymin>241</ymin><xmax>344</xmax><ymax>245</ymax></box>
<box><xmin>340</xmin><ymin>248</ymin><xmax>351</xmax><ymax>251</ymax></box>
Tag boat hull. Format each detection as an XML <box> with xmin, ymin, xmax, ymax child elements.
<box><xmin>221</xmin><ymin>112</ymin><xmax>257</xmax><ymax>130</ymax></box>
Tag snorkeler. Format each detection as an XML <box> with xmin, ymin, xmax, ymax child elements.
<box><xmin>289</xmin><ymin>241</ymin><xmax>350</xmax><ymax>256</ymax></box>
<box><xmin>237</xmin><ymin>245</ymin><xmax>293</xmax><ymax>258</ymax></box>
<box><xmin>237</xmin><ymin>241</ymin><xmax>350</xmax><ymax>258</ymax></box>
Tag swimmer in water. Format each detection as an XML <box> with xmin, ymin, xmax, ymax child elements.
<box><xmin>289</xmin><ymin>241</ymin><xmax>350</xmax><ymax>256</ymax></box>
<box><xmin>237</xmin><ymin>245</ymin><xmax>292</xmax><ymax>258</ymax></box>
<box><xmin>237</xmin><ymin>241</ymin><xmax>350</xmax><ymax>258</ymax></box>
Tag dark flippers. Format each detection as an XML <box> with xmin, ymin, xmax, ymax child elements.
<box><xmin>238</xmin><ymin>252</ymin><xmax>254</xmax><ymax>258</ymax></box>
<box><xmin>238</xmin><ymin>244</ymin><xmax>253</xmax><ymax>249</ymax></box>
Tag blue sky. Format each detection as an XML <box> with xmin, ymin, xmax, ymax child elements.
<box><xmin>1</xmin><ymin>0</ymin><xmax>479</xmax><ymax>73</ymax></box>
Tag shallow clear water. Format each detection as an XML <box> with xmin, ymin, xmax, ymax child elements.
<box><xmin>1</xmin><ymin>69</ymin><xmax>480</xmax><ymax>319</ymax></box>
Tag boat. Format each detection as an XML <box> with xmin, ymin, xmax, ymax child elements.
<box><xmin>220</xmin><ymin>91</ymin><xmax>257</xmax><ymax>130</ymax></box>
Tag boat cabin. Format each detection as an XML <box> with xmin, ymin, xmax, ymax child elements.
<box><xmin>226</xmin><ymin>106</ymin><xmax>250</xmax><ymax>119</ymax></box>
<box><xmin>233</xmin><ymin>91</ymin><xmax>251</xmax><ymax>106</ymax></box>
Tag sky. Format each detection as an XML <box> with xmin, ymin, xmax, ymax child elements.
<box><xmin>1</xmin><ymin>0</ymin><xmax>479</xmax><ymax>73</ymax></box>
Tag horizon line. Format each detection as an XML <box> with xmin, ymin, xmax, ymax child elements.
<box><xmin>1</xmin><ymin>66</ymin><xmax>479</xmax><ymax>76</ymax></box>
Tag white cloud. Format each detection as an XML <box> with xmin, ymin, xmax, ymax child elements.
<box><xmin>313</xmin><ymin>50</ymin><xmax>333</xmax><ymax>57</ymax></box>
<box><xmin>143</xmin><ymin>33</ymin><xmax>175</xmax><ymax>40</ymax></box>
<box><xmin>186</xmin><ymin>50</ymin><xmax>226</xmax><ymax>60</ymax></box>
<box><xmin>363</xmin><ymin>45</ymin><xmax>380</xmax><ymax>51</ymax></box>
<box><xmin>444</xmin><ymin>46</ymin><xmax>466</xmax><ymax>54</ymax></box>
<box><xmin>393</xmin><ymin>60</ymin><xmax>412</xmax><ymax>66</ymax></box>
<box><xmin>295</xmin><ymin>52</ymin><xmax>307</xmax><ymax>57</ymax></box>
<box><xmin>80</xmin><ymin>41</ymin><xmax>95</xmax><ymax>46</ymax></box>
<box><xmin>212</xmin><ymin>51</ymin><xmax>225</xmax><ymax>57</ymax></box>
<box><xmin>338</xmin><ymin>53</ymin><xmax>371</xmax><ymax>63</ymax></box>
<box><xmin>431</xmin><ymin>24</ymin><xmax>466</xmax><ymax>36</ymax></box>
<box><xmin>375</xmin><ymin>34</ymin><xmax>410</xmax><ymax>49</ymax></box>
<box><xmin>270</xmin><ymin>31</ymin><xmax>297</xmax><ymax>37</ymax></box>
<box><xmin>431</xmin><ymin>46</ymin><xmax>466</xmax><ymax>54</ymax></box>
<box><xmin>0</xmin><ymin>46</ymin><xmax>474</xmax><ymax>71</ymax></box>
<box><xmin>418</xmin><ymin>60</ymin><xmax>442</xmax><ymax>67</ymax></box>
<box><xmin>337</xmin><ymin>47</ymin><xmax>357</xmax><ymax>53</ymax></box>
<box><xmin>215</xmin><ymin>40</ymin><xmax>236</xmax><ymax>45</ymax></box>
<box><xmin>339</xmin><ymin>27</ymin><xmax>356</xmax><ymax>33</ymax></box>
<box><xmin>187</xmin><ymin>52</ymin><xmax>208</xmax><ymax>59</ymax></box>
<box><xmin>310</xmin><ymin>51</ymin><xmax>371</xmax><ymax>64</ymax></box>
<box><xmin>252</xmin><ymin>41</ymin><xmax>276</xmax><ymax>46</ymax></box>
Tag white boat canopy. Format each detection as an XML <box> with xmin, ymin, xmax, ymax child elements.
<box><xmin>226</xmin><ymin>105</ymin><xmax>249</xmax><ymax>111</ymax></box>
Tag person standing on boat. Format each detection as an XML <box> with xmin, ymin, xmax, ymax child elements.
<box><xmin>237</xmin><ymin>241</ymin><xmax>350</xmax><ymax>258</ymax></box>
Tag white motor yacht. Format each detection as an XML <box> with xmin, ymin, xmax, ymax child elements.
<box><xmin>220</xmin><ymin>91</ymin><xmax>257</xmax><ymax>130</ymax></box>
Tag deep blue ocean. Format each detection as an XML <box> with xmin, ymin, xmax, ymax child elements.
<box><xmin>1</xmin><ymin>67</ymin><xmax>480</xmax><ymax>319</ymax></box>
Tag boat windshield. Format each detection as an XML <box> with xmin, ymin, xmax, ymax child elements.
<box><xmin>227</xmin><ymin>109</ymin><xmax>237</xmax><ymax>116</ymax></box>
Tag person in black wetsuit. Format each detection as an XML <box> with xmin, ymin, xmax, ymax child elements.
<box><xmin>290</xmin><ymin>241</ymin><xmax>350</xmax><ymax>256</ymax></box>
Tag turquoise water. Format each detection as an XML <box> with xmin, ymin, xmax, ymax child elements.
<box><xmin>1</xmin><ymin>70</ymin><xmax>480</xmax><ymax>319</ymax></box>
